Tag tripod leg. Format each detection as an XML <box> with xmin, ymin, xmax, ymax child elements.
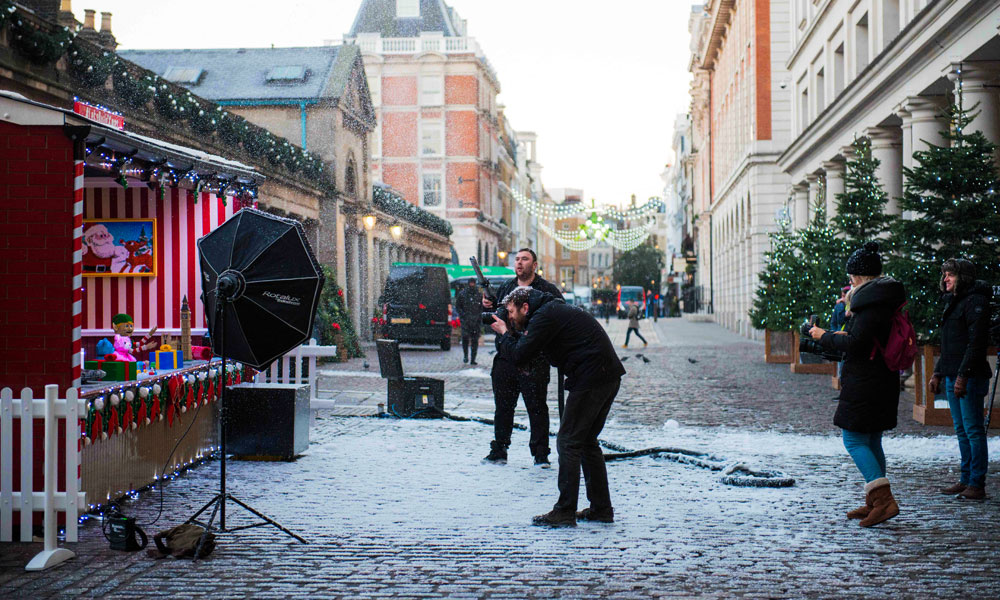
<box><xmin>193</xmin><ymin>495</ymin><xmax>222</xmax><ymax>562</ymax></box>
<box><xmin>226</xmin><ymin>494</ymin><xmax>308</xmax><ymax>544</ymax></box>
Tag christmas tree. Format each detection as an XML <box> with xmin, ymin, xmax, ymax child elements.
<box><xmin>834</xmin><ymin>137</ymin><xmax>896</xmax><ymax>247</ymax></box>
<box><xmin>888</xmin><ymin>84</ymin><xmax>1000</xmax><ymax>341</ymax></box>
<box><xmin>316</xmin><ymin>266</ymin><xmax>364</xmax><ymax>360</ymax></box>
<box><xmin>797</xmin><ymin>194</ymin><xmax>850</xmax><ymax>326</ymax></box>
<box><xmin>749</xmin><ymin>218</ymin><xmax>809</xmax><ymax>331</ymax></box>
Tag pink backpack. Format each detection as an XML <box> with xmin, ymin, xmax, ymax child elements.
<box><xmin>870</xmin><ymin>302</ymin><xmax>918</xmax><ymax>371</ymax></box>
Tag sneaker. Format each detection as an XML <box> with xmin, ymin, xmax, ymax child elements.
<box><xmin>958</xmin><ymin>486</ymin><xmax>986</xmax><ymax>500</ymax></box>
<box><xmin>531</xmin><ymin>510</ymin><xmax>576</xmax><ymax>527</ymax></box>
<box><xmin>463</xmin><ymin>357</ymin><xmax>468</xmax><ymax>363</ymax></box>
<box><xmin>940</xmin><ymin>482</ymin><xmax>967</xmax><ymax>495</ymax></box>
<box><xmin>576</xmin><ymin>506</ymin><xmax>614</xmax><ymax>523</ymax></box>
<box><xmin>470</xmin><ymin>360</ymin><xmax>478</xmax><ymax>366</ymax></box>
<box><xmin>533</xmin><ymin>456</ymin><xmax>551</xmax><ymax>468</ymax></box>
<box><xmin>483</xmin><ymin>441</ymin><xmax>507</xmax><ymax>464</ymax></box>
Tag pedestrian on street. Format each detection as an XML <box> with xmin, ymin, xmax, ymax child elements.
<box><xmin>455</xmin><ymin>279</ymin><xmax>483</xmax><ymax>365</ymax></box>
<box><xmin>809</xmin><ymin>241</ymin><xmax>906</xmax><ymax>527</ymax></box>
<box><xmin>623</xmin><ymin>301</ymin><xmax>648</xmax><ymax>348</ymax></box>
<box><xmin>491</xmin><ymin>286</ymin><xmax>626</xmax><ymax>527</ymax></box>
<box><xmin>830</xmin><ymin>284</ymin><xmax>851</xmax><ymax>392</ymax></box>
<box><xmin>929</xmin><ymin>258</ymin><xmax>993</xmax><ymax>500</ymax></box>
<box><xmin>481</xmin><ymin>248</ymin><xmax>563</xmax><ymax>466</ymax></box>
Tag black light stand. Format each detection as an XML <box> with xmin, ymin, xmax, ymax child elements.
<box><xmin>189</xmin><ymin>272</ymin><xmax>307</xmax><ymax>559</ymax></box>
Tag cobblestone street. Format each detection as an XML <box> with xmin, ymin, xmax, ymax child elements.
<box><xmin>3</xmin><ymin>318</ymin><xmax>999</xmax><ymax>598</ymax></box>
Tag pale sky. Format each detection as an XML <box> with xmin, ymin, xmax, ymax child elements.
<box><xmin>77</xmin><ymin>1</ymin><xmax>693</xmax><ymax>208</ymax></box>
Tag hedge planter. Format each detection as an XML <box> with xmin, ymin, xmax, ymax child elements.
<box><xmin>764</xmin><ymin>330</ymin><xmax>794</xmax><ymax>364</ymax></box>
<box><xmin>790</xmin><ymin>331</ymin><xmax>837</xmax><ymax>375</ymax></box>
<box><xmin>912</xmin><ymin>345</ymin><xmax>1000</xmax><ymax>428</ymax></box>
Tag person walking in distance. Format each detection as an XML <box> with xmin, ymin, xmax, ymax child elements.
<box><xmin>455</xmin><ymin>279</ymin><xmax>483</xmax><ymax>365</ymax></box>
<box><xmin>490</xmin><ymin>286</ymin><xmax>626</xmax><ymax>526</ymax></box>
<box><xmin>809</xmin><ymin>241</ymin><xmax>906</xmax><ymax>527</ymax></box>
<box><xmin>930</xmin><ymin>258</ymin><xmax>993</xmax><ymax>500</ymax></box>
<box><xmin>623</xmin><ymin>301</ymin><xmax>647</xmax><ymax>349</ymax></box>
<box><xmin>482</xmin><ymin>248</ymin><xmax>563</xmax><ymax>466</ymax></box>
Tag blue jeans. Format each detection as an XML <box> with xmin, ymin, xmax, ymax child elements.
<box><xmin>945</xmin><ymin>376</ymin><xmax>990</xmax><ymax>488</ymax></box>
<box><xmin>842</xmin><ymin>430</ymin><xmax>887</xmax><ymax>483</ymax></box>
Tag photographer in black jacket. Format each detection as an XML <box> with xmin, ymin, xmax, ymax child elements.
<box><xmin>929</xmin><ymin>258</ymin><xmax>994</xmax><ymax>500</ymax></box>
<box><xmin>482</xmin><ymin>248</ymin><xmax>563</xmax><ymax>466</ymax></box>
<box><xmin>490</xmin><ymin>286</ymin><xmax>626</xmax><ymax>527</ymax></box>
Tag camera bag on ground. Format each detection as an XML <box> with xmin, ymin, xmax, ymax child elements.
<box><xmin>870</xmin><ymin>301</ymin><xmax>918</xmax><ymax>371</ymax></box>
<box><xmin>147</xmin><ymin>523</ymin><xmax>216</xmax><ymax>559</ymax></box>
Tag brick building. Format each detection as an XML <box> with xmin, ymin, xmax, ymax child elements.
<box><xmin>345</xmin><ymin>0</ymin><xmax>509</xmax><ymax>266</ymax></box>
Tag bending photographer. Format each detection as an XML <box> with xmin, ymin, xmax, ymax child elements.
<box><xmin>930</xmin><ymin>258</ymin><xmax>993</xmax><ymax>500</ymax></box>
<box><xmin>482</xmin><ymin>248</ymin><xmax>562</xmax><ymax>466</ymax></box>
<box><xmin>490</xmin><ymin>286</ymin><xmax>626</xmax><ymax>527</ymax></box>
<box><xmin>808</xmin><ymin>241</ymin><xmax>906</xmax><ymax>527</ymax></box>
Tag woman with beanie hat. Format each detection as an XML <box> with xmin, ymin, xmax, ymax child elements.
<box><xmin>808</xmin><ymin>241</ymin><xmax>907</xmax><ymax>526</ymax></box>
<box><xmin>930</xmin><ymin>258</ymin><xmax>993</xmax><ymax>500</ymax></box>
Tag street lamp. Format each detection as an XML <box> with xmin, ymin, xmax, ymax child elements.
<box><xmin>497</xmin><ymin>250</ymin><xmax>507</xmax><ymax>261</ymax></box>
<box><xmin>390</xmin><ymin>223</ymin><xmax>403</xmax><ymax>239</ymax></box>
<box><xmin>362</xmin><ymin>213</ymin><xmax>377</xmax><ymax>231</ymax></box>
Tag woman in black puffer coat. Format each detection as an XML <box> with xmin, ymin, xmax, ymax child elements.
<box><xmin>809</xmin><ymin>241</ymin><xmax>906</xmax><ymax>527</ymax></box>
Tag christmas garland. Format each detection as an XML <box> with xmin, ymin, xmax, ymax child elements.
<box><xmin>373</xmin><ymin>185</ymin><xmax>453</xmax><ymax>237</ymax></box>
<box><xmin>81</xmin><ymin>362</ymin><xmax>255</xmax><ymax>444</ymax></box>
<box><xmin>317</xmin><ymin>265</ymin><xmax>364</xmax><ymax>360</ymax></box>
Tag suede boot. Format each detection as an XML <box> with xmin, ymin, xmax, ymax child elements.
<box><xmin>846</xmin><ymin>492</ymin><xmax>872</xmax><ymax>520</ymax></box>
<box><xmin>940</xmin><ymin>482</ymin><xmax>967</xmax><ymax>495</ymax></box>
<box><xmin>859</xmin><ymin>478</ymin><xmax>899</xmax><ymax>527</ymax></box>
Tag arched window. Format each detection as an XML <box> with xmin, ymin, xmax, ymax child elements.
<box><xmin>345</xmin><ymin>158</ymin><xmax>358</xmax><ymax>198</ymax></box>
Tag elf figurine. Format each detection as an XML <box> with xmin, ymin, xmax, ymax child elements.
<box><xmin>111</xmin><ymin>313</ymin><xmax>159</xmax><ymax>361</ymax></box>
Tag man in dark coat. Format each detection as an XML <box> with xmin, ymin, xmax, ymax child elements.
<box><xmin>455</xmin><ymin>279</ymin><xmax>483</xmax><ymax>365</ymax></box>
<box><xmin>490</xmin><ymin>286</ymin><xmax>626</xmax><ymax>527</ymax></box>
<box><xmin>810</xmin><ymin>241</ymin><xmax>905</xmax><ymax>527</ymax></box>
<box><xmin>482</xmin><ymin>248</ymin><xmax>563</xmax><ymax>466</ymax></box>
<box><xmin>930</xmin><ymin>258</ymin><xmax>994</xmax><ymax>500</ymax></box>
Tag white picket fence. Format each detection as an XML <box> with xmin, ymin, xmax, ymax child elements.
<box><xmin>1</xmin><ymin>384</ymin><xmax>88</xmax><ymax>570</ymax></box>
<box><xmin>255</xmin><ymin>338</ymin><xmax>338</xmax><ymax>407</ymax></box>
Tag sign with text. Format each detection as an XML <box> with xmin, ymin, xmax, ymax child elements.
<box><xmin>73</xmin><ymin>101</ymin><xmax>125</xmax><ymax>131</ymax></box>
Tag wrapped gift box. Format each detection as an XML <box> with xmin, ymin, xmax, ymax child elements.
<box><xmin>85</xmin><ymin>359</ymin><xmax>137</xmax><ymax>382</ymax></box>
<box><xmin>151</xmin><ymin>345</ymin><xmax>184</xmax><ymax>370</ymax></box>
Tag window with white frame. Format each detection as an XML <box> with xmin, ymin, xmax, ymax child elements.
<box><xmin>562</xmin><ymin>247</ymin><xmax>571</xmax><ymax>260</ymax></box>
<box><xmin>396</xmin><ymin>0</ymin><xmax>419</xmax><ymax>18</ymax></box>
<box><xmin>420</xmin><ymin>121</ymin><xmax>443</xmax><ymax>156</ymax></box>
<box><xmin>420</xmin><ymin>75</ymin><xmax>444</xmax><ymax>106</ymax></box>
<box><xmin>422</xmin><ymin>173</ymin><xmax>442</xmax><ymax>207</ymax></box>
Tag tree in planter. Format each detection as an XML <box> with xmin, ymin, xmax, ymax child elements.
<box><xmin>798</xmin><ymin>196</ymin><xmax>850</xmax><ymax>326</ymax></box>
<box><xmin>749</xmin><ymin>219</ymin><xmax>809</xmax><ymax>332</ymax></box>
<box><xmin>834</xmin><ymin>136</ymin><xmax>896</xmax><ymax>247</ymax></box>
<box><xmin>316</xmin><ymin>266</ymin><xmax>364</xmax><ymax>361</ymax></box>
<box><xmin>888</xmin><ymin>92</ymin><xmax>1000</xmax><ymax>341</ymax></box>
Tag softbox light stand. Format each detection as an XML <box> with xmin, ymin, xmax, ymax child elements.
<box><xmin>188</xmin><ymin>281</ymin><xmax>307</xmax><ymax>558</ymax></box>
<box><xmin>188</xmin><ymin>208</ymin><xmax>326</xmax><ymax>558</ymax></box>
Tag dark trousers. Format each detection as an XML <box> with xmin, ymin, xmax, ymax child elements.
<box><xmin>491</xmin><ymin>359</ymin><xmax>550</xmax><ymax>459</ymax></box>
<box><xmin>554</xmin><ymin>378</ymin><xmax>620</xmax><ymax>513</ymax></box>
<box><xmin>461</xmin><ymin>329</ymin><xmax>479</xmax><ymax>362</ymax></box>
<box><xmin>624</xmin><ymin>327</ymin><xmax>646</xmax><ymax>345</ymax></box>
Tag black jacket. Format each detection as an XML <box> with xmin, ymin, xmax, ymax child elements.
<box><xmin>934</xmin><ymin>280</ymin><xmax>993</xmax><ymax>379</ymax></box>
<box><xmin>496</xmin><ymin>289</ymin><xmax>626</xmax><ymax>392</ymax></box>
<box><xmin>455</xmin><ymin>286</ymin><xmax>483</xmax><ymax>333</ymax></box>
<box><xmin>491</xmin><ymin>274</ymin><xmax>563</xmax><ymax>377</ymax></box>
<box><xmin>819</xmin><ymin>277</ymin><xmax>906</xmax><ymax>433</ymax></box>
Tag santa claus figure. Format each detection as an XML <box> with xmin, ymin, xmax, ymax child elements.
<box><xmin>83</xmin><ymin>223</ymin><xmax>129</xmax><ymax>273</ymax></box>
<box><xmin>111</xmin><ymin>313</ymin><xmax>158</xmax><ymax>362</ymax></box>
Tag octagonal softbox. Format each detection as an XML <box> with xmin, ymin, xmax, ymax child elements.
<box><xmin>198</xmin><ymin>208</ymin><xmax>324</xmax><ymax>370</ymax></box>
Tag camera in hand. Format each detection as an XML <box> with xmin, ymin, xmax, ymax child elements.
<box><xmin>482</xmin><ymin>309</ymin><xmax>498</xmax><ymax>326</ymax></box>
<box><xmin>799</xmin><ymin>314</ymin><xmax>845</xmax><ymax>362</ymax></box>
<box><xmin>470</xmin><ymin>256</ymin><xmax>500</xmax><ymax>326</ymax></box>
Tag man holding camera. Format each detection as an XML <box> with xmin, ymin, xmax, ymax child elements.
<box><xmin>482</xmin><ymin>248</ymin><xmax>563</xmax><ymax>466</ymax></box>
<box><xmin>490</xmin><ymin>286</ymin><xmax>626</xmax><ymax>527</ymax></box>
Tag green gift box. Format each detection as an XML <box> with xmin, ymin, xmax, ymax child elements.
<box><xmin>100</xmin><ymin>360</ymin><xmax>137</xmax><ymax>382</ymax></box>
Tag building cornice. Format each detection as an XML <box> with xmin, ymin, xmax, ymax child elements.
<box><xmin>701</xmin><ymin>0</ymin><xmax>735</xmax><ymax>70</ymax></box>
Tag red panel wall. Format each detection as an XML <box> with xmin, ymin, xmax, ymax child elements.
<box><xmin>446</xmin><ymin>110</ymin><xmax>478</xmax><ymax>157</ymax></box>
<box><xmin>381</xmin><ymin>112</ymin><xmax>417</xmax><ymax>157</ymax></box>
<box><xmin>382</xmin><ymin>163</ymin><xmax>419</xmax><ymax>205</ymax></box>
<box><xmin>0</xmin><ymin>123</ymin><xmax>75</xmax><ymax>394</ymax></box>
<box><xmin>445</xmin><ymin>75</ymin><xmax>478</xmax><ymax>105</ymax></box>
<box><xmin>382</xmin><ymin>76</ymin><xmax>417</xmax><ymax>105</ymax></box>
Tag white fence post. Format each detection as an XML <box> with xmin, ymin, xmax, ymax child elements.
<box><xmin>19</xmin><ymin>387</ymin><xmax>32</xmax><ymax>542</ymax></box>
<box><xmin>25</xmin><ymin>385</ymin><xmax>75</xmax><ymax>571</ymax></box>
<box><xmin>1</xmin><ymin>387</ymin><xmax>12</xmax><ymax>542</ymax></box>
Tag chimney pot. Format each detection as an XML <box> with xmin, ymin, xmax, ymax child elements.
<box><xmin>59</xmin><ymin>0</ymin><xmax>71</xmax><ymax>11</ymax></box>
<box><xmin>100</xmin><ymin>11</ymin><xmax>112</xmax><ymax>33</ymax></box>
<box><xmin>83</xmin><ymin>8</ymin><xmax>95</xmax><ymax>30</ymax></box>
